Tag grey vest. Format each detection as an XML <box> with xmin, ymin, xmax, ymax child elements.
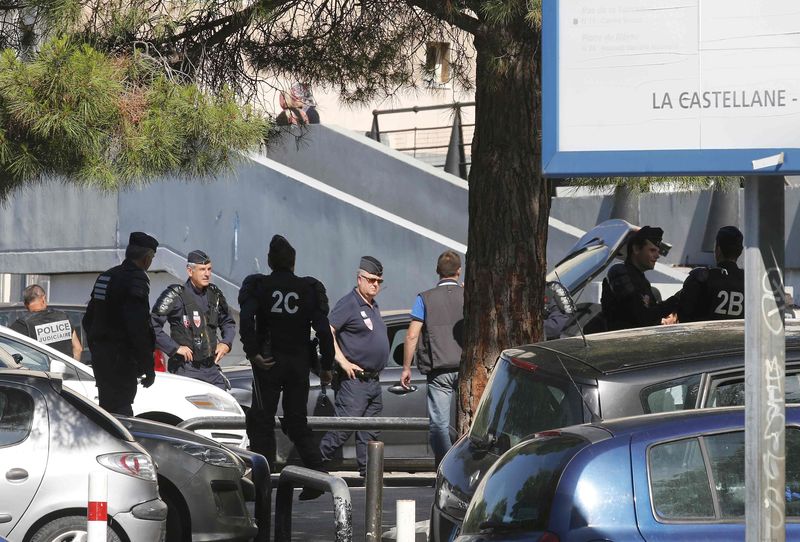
<box><xmin>416</xmin><ymin>281</ymin><xmax>464</xmax><ymax>374</ymax></box>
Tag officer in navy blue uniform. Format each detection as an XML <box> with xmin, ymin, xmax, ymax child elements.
<box><xmin>238</xmin><ymin>235</ymin><xmax>335</xmax><ymax>483</ymax></box>
<box><xmin>83</xmin><ymin>232</ymin><xmax>158</xmax><ymax>416</ymax></box>
<box><xmin>678</xmin><ymin>226</ymin><xmax>745</xmax><ymax>322</ymax></box>
<box><xmin>151</xmin><ymin>250</ymin><xmax>236</xmax><ymax>390</ymax></box>
<box><xmin>601</xmin><ymin>226</ymin><xmax>679</xmax><ymax>331</ymax></box>
<box><xmin>319</xmin><ymin>256</ymin><xmax>390</xmax><ymax>482</ymax></box>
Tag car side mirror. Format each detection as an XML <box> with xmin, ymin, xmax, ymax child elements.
<box><xmin>12</xmin><ymin>353</ymin><xmax>23</xmax><ymax>365</ymax></box>
<box><xmin>50</xmin><ymin>360</ymin><xmax>67</xmax><ymax>375</ymax></box>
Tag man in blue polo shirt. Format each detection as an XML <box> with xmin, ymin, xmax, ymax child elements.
<box><xmin>318</xmin><ymin>255</ymin><xmax>389</xmax><ymax>480</ymax></box>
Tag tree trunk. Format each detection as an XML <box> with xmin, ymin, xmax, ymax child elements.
<box><xmin>457</xmin><ymin>22</ymin><xmax>548</xmax><ymax>434</ymax></box>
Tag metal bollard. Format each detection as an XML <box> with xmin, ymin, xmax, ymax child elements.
<box><xmin>87</xmin><ymin>470</ymin><xmax>107</xmax><ymax>542</ymax></box>
<box><xmin>274</xmin><ymin>466</ymin><xmax>352</xmax><ymax>542</ymax></box>
<box><xmin>365</xmin><ymin>441</ymin><xmax>384</xmax><ymax>542</ymax></box>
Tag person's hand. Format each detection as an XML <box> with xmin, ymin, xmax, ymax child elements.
<box><xmin>214</xmin><ymin>343</ymin><xmax>231</xmax><ymax>364</ymax></box>
<box><xmin>320</xmin><ymin>369</ymin><xmax>333</xmax><ymax>386</ymax></box>
<box><xmin>401</xmin><ymin>368</ymin><xmax>412</xmax><ymax>389</ymax></box>
<box><xmin>250</xmin><ymin>353</ymin><xmax>276</xmax><ymax>371</ymax></box>
<box><xmin>176</xmin><ymin>345</ymin><xmax>193</xmax><ymax>361</ymax></box>
<box><xmin>661</xmin><ymin>313</ymin><xmax>679</xmax><ymax>325</ymax></box>
<box><xmin>140</xmin><ymin>372</ymin><xmax>155</xmax><ymax>388</ymax></box>
<box><xmin>339</xmin><ymin>359</ymin><xmax>362</xmax><ymax>379</ymax></box>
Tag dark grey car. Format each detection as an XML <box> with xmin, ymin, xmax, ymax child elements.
<box><xmin>223</xmin><ymin>310</ymin><xmax>434</xmax><ymax>471</ymax></box>
<box><xmin>430</xmin><ymin>320</ymin><xmax>800</xmax><ymax>541</ymax></box>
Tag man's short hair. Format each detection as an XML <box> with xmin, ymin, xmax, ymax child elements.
<box><xmin>268</xmin><ymin>235</ymin><xmax>296</xmax><ymax>271</ymax></box>
<box><xmin>436</xmin><ymin>251</ymin><xmax>461</xmax><ymax>278</ymax></box>
<box><xmin>22</xmin><ymin>284</ymin><xmax>46</xmax><ymax>306</ymax></box>
<box><xmin>716</xmin><ymin>226</ymin><xmax>743</xmax><ymax>260</ymax></box>
<box><xmin>125</xmin><ymin>244</ymin><xmax>155</xmax><ymax>261</ymax></box>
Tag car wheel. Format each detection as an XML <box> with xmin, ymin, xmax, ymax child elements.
<box><xmin>30</xmin><ymin>515</ymin><xmax>123</xmax><ymax>542</ymax></box>
<box><xmin>162</xmin><ymin>484</ymin><xmax>190</xmax><ymax>542</ymax></box>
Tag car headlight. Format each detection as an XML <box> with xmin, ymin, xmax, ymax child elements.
<box><xmin>436</xmin><ymin>476</ymin><xmax>470</xmax><ymax>520</ymax></box>
<box><xmin>170</xmin><ymin>442</ymin><xmax>244</xmax><ymax>473</ymax></box>
<box><xmin>97</xmin><ymin>452</ymin><xmax>157</xmax><ymax>481</ymax></box>
<box><xmin>185</xmin><ymin>393</ymin><xmax>241</xmax><ymax>413</ymax></box>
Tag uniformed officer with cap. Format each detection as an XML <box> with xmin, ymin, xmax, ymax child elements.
<box><xmin>83</xmin><ymin>232</ymin><xmax>159</xmax><ymax>416</ymax></box>
<box><xmin>238</xmin><ymin>235</ymin><xmax>335</xmax><ymax>487</ymax></box>
<box><xmin>318</xmin><ymin>255</ymin><xmax>390</xmax><ymax>485</ymax></box>
<box><xmin>151</xmin><ymin>249</ymin><xmax>235</xmax><ymax>390</ymax></box>
<box><xmin>677</xmin><ymin>226</ymin><xmax>745</xmax><ymax>322</ymax></box>
<box><xmin>601</xmin><ymin>225</ymin><xmax>679</xmax><ymax>331</ymax></box>
<box><xmin>11</xmin><ymin>284</ymin><xmax>83</xmax><ymax>360</ymax></box>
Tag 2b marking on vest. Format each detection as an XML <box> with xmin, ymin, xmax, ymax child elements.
<box><xmin>34</xmin><ymin>320</ymin><xmax>71</xmax><ymax>344</ymax></box>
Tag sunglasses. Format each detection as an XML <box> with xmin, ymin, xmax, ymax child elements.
<box><xmin>359</xmin><ymin>274</ymin><xmax>384</xmax><ymax>285</ymax></box>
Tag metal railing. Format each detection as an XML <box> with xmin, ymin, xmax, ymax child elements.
<box><xmin>367</xmin><ymin>102</ymin><xmax>474</xmax><ymax>180</ymax></box>
<box><xmin>178</xmin><ymin>415</ymin><xmax>430</xmax><ymax>432</ymax></box>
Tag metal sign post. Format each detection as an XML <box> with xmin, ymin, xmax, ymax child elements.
<box><xmin>744</xmin><ymin>175</ymin><xmax>786</xmax><ymax>541</ymax></box>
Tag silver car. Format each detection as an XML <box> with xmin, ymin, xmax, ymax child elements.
<box><xmin>0</xmin><ymin>369</ymin><xmax>167</xmax><ymax>541</ymax></box>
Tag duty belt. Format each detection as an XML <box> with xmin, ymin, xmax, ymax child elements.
<box><xmin>355</xmin><ymin>370</ymin><xmax>380</xmax><ymax>382</ymax></box>
<box><xmin>190</xmin><ymin>356</ymin><xmax>216</xmax><ymax>369</ymax></box>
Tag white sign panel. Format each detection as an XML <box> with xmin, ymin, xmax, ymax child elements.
<box><xmin>542</xmin><ymin>0</ymin><xmax>800</xmax><ymax>175</ymax></box>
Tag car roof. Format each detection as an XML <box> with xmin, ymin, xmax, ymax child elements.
<box><xmin>503</xmin><ymin>320</ymin><xmax>800</xmax><ymax>375</ymax></box>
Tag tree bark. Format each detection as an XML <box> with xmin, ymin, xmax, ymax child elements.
<box><xmin>457</xmin><ymin>21</ymin><xmax>548</xmax><ymax>434</ymax></box>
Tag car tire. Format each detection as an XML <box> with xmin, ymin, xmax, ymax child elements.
<box><xmin>162</xmin><ymin>484</ymin><xmax>190</xmax><ymax>542</ymax></box>
<box><xmin>30</xmin><ymin>515</ymin><xmax>123</xmax><ymax>542</ymax></box>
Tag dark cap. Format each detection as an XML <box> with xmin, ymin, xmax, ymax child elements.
<box><xmin>359</xmin><ymin>256</ymin><xmax>383</xmax><ymax>276</ymax></box>
<box><xmin>716</xmin><ymin>226</ymin><xmax>743</xmax><ymax>252</ymax></box>
<box><xmin>128</xmin><ymin>232</ymin><xmax>158</xmax><ymax>251</ymax></box>
<box><xmin>187</xmin><ymin>250</ymin><xmax>211</xmax><ymax>265</ymax></box>
<box><xmin>631</xmin><ymin>225</ymin><xmax>664</xmax><ymax>246</ymax></box>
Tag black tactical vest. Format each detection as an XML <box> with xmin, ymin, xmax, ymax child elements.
<box><xmin>416</xmin><ymin>281</ymin><xmax>464</xmax><ymax>374</ymax></box>
<box><xmin>18</xmin><ymin>308</ymin><xmax>73</xmax><ymax>357</ymax></box>
<box><xmin>154</xmin><ymin>283</ymin><xmax>222</xmax><ymax>360</ymax></box>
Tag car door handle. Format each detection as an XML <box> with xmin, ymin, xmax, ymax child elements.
<box><xmin>0</xmin><ymin>514</ymin><xmax>11</xmax><ymax>523</ymax></box>
<box><xmin>388</xmin><ymin>384</ymin><xmax>417</xmax><ymax>395</ymax></box>
<box><xmin>6</xmin><ymin>468</ymin><xmax>28</xmax><ymax>482</ymax></box>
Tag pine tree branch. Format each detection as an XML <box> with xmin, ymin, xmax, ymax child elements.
<box><xmin>402</xmin><ymin>0</ymin><xmax>479</xmax><ymax>34</ymax></box>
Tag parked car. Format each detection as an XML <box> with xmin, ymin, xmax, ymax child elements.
<box><xmin>457</xmin><ymin>406</ymin><xmax>800</xmax><ymax>541</ymax></box>
<box><xmin>0</xmin><ymin>324</ymin><xmax>247</xmax><ymax>447</ymax></box>
<box><xmin>118</xmin><ymin>416</ymin><xmax>260</xmax><ymax>542</ymax></box>
<box><xmin>223</xmin><ymin>310</ymin><xmax>435</xmax><ymax>471</ymax></box>
<box><xmin>430</xmin><ymin>320</ymin><xmax>800</xmax><ymax>542</ymax></box>
<box><xmin>0</xmin><ymin>302</ymin><xmax>92</xmax><ymax>363</ymax></box>
<box><xmin>0</xmin><ymin>369</ymin><xmax>167</xmax><ymax>541</ymax></box>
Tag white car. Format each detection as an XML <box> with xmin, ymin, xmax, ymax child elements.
<box><xmin>0</xmin><ymin>325</ymin><xmax>247</xmax><ymax>447</ymax></box>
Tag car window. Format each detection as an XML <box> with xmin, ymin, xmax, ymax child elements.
<box><xmin>709</xmin><ymin>373</ymin><xmax>800</xmax><ymax>407</ymax></box>
<box><xmin>650</xmin><ymin>429</ymin><xmax>800</xmax><ymax>521</ymax></box>
<box><xmin>0</xmin><ymin>336</ymin><xmax>85</xmax><ymax>381</ymax></box>
<box><xmin>642</xmin><ymin>374</ymin><xmax>701</xmax><ymax>414</ymax></box>
<box><xmin>0</xmin><ymin>387</ymin><xmax>35</xmax><ymax>446</ymax></box>
<box><xmin>470</xmin><ymin>357</ymin><xmax>585</xmax><ymax>451</ymax></box>
<box><xmin>388</xmin><ymin>327</ymin><xmax>407</xmax><ymax>367</ymax></box>
<box><xmin>650</xmin><ymin>437</ymin><xmax>715</xmax><ymax>519</ymax></box>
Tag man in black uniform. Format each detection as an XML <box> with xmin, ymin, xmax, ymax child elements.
<box><xmin>239</xmin><ymin>235</ymin><xmax>335</xmax><ymax>484</ymax></box>
<box><xmin>678</xmin><ymin>226</ymin><xmax>745</xmax><ymax>322</ymax></box>
<box><xmin>11</xmin><ymin>284</ymin><xmax>83</xmax><ymax>359</ymax></box>
<box><xmin>151</xmin><ymin>250</ymin><xmax>236</xmax><ymax>390</ymax></box>
<box><xmin>601</xmin><ymin>225</ymin><xmax>678</xmax><ymax>331</ymax></box>
<box><xmin>83</xmin><ymin>232</ymin><xmax>158</xmax><ymax>416</ymax></box>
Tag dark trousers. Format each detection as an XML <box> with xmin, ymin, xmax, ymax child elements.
<box><xmin>174</xmin><ymin>362</ymin><xmax>228</xmax><ymax>390</ymax></box>
<box><xmin>319</xmin><ymin>378</ymin><xmax>382</xmax><ymax>476</ymax></box>
<box><xmin>91</xmin><ymin>344</ymin><xmax>138</xmax><ymax>416</ymax></box>
<box><xmin>247</xmin><ymin>354</ymin><xmax>322</xmax><ymax>471</ymax></box>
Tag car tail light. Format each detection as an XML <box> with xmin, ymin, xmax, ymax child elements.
<box><xmin>153</xmin><ymin>350</ymin><xmax>166</xmax><ymax>372</ymax></box>
<box><xmin>538</xmin><ymin>532</ymin><xmax>560</xmax><ymax>542</ymax></box>
<box><xmin>508</xmin><ymin>357</ymin><xmax>539</xmax><ymax>372</ymax></box>
<box><xmin>534</xmin><ymin>430</ymin><xmax>563</xmax><ymax>438</ymax></box>
<box><xmin>97</xmin><ymin>453</ymin><xmax>157</xmax><ymax>481</ymax></box>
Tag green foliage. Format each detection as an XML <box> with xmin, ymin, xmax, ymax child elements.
<box><xmin>0</xmin><ymin>36</ymin><xmax>268</xmax><ymax>198</ymax></box>
<box><xmin>567</xmin><ymin>176</ymin><xmax>740</xmax><ymax>193</ymax></box>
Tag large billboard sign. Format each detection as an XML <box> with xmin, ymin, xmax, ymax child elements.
<box><xmin>542</xmin><ymin>0</ymin><xmax>800</xmax><ymax>176</ymax></box>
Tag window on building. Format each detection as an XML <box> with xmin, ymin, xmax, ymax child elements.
<box><xmin>424</xmin><ymin>42</ymin><xmax>451</xmax><ymax>87</ymax></box>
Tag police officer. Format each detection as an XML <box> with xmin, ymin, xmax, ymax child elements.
<box><xmin>10</xmin><ymin>284</ymin><xmax>83</xmax><ymax>359</ymax></box>
<box><xmin>151</xmin><ymin>250</ymin><xmax>235</xmax><ymax>390</ymax></box>
<box><xmin>319</xmin><ymin>256</ymin><xmax>390</xmax><ymax>483</ymax></box>
<box><xmin>401</xmin><ymin>250</ymin><xmax>463</xmax><ymax>468</ymax></box>
<box><xmin>239</xmin><ymin>235</ymin><xmax>335</xmax><ymax>486</ymax></box>
<box><xmin>678</xmin><ymin>226</ymin><xmax>745</xmax><ymax>322</ymax></box>
<box><xmin>601</xmin><ymin>225</ymin><xmax>679</xmax><ymax>331</ymax></box>
<box><xmin>83</xmin><ymin>232</ymin><xmax>158</xmax><ymax>416</ymax></box>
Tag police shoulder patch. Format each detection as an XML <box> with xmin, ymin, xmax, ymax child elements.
<box><xmin>154</xmin><ymin>284</ymin><xmax>184</xmax><ymax>315</ymax></box>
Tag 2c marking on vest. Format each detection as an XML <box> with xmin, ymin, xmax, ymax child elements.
<box><xmin>270</xmin><ymin>290</ymin><xmax>299</xmax><ymax>314</ymax></box>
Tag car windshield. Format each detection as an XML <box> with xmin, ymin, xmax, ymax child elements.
<box><xmin>469</xmin><ymin>355</ymin><xmax>585</xmax><ymax>452</ymax></box>
<box><xmin>461</xmin><ymin>434</ymin><xmax>589</xmax><ymax>535</ymax></box>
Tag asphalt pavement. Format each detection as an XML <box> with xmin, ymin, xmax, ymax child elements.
<box><xmin>275</xmin><ymin>472</ymin><xmax>435</xmax><ymax>541</ymax></box>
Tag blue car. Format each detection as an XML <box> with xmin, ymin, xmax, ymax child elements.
<box><xmin>456</xmin><ymin>406</ymin><xmax>800</xmax><ymax>541</ymax></box>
